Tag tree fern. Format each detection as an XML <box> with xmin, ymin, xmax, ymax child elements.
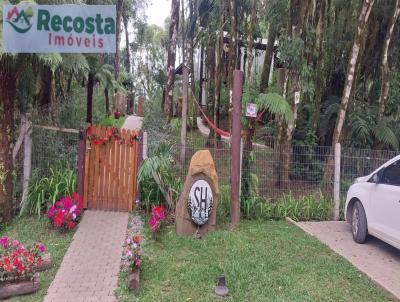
<box><xmin>37</xmin><ymin>54</ymin><xmax>63</xmax><ymax>72</ymax></box>
<box><xmin>372</xmin><ymin>120</ymin><xmax>399</xmax><ymax>150</ymax></box>
<box><xmin>256</xmin><ymin>93</ymin><xmax>291</xmax><ymax>122</ymax></box>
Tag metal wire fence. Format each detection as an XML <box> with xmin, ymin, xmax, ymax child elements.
<box><xmin>149</xmin><ymin>134</ymin><xmax>399</xmax><ymax>202</ymax></box>
<box><xmin>13</xmin><ymin>126</ymin><xmax>79</xmax><ymax>211</ymax></box>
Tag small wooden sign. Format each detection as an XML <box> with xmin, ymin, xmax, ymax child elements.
<box><xmin>246</xmin><ymin>103</ymin><xmax>257</xmax><ymax>118</ymax></box>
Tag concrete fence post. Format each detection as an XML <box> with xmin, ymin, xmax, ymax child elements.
<box><xmin>334</xmin><ymin>143</ymin><xmax>341</xmax><ymax>220</ymax></box>
<box><xmin>143</xmin><ymin>131</ymin><xmax>148</xmax><ymax>159</ymax></box>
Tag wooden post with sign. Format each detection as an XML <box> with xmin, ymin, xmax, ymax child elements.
<box><xmin>230</xmin><ymin>70</ymin><xmax>243</xmax><ymax>229</ymax></box>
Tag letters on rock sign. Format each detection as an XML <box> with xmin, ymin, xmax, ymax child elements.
<box><xmin>176</xmin><ymin>150</ymin><xmax>219</xmax><ymax>236</ymax></box>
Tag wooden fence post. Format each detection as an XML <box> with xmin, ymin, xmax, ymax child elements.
<box><xmin>77</xmin><ymin>126</ymin><xmax>86</xmax><ymax>200</ymax></box>
<box><xmin>230</xmin><ymin>70</ymin><xmax>244</xmax><ymax>229</ymax></box>
<box><xmin>334</xmin><ymin>143</ymin><xmax>341</xmax><ymax>220</ymax></box>
<box><xmin>135</xmin><ymin>129</ymin><xmax>144</xmax><ymax>207</ymax></box>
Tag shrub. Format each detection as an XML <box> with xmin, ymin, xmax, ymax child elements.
<box><xmin>47</xmin><ymin>193</ymin><xmax>83</xmax><ymax>230</ymax></box>
<box><xmin>21</xmin><ymin>168</ymin><xmax>76</xmax><ymax>217</ymax></box>
<box><xmin>0</xmin><ymin>237</ymin><xmax>46</xmax><ymax>282</ymax></box>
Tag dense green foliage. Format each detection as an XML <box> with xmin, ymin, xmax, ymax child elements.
<box><xmin>20</xmin><ymin>168</ymin><xmax>76</xmax><ymax>217</ymax></box>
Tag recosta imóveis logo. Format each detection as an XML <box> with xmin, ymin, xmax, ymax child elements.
<box><xmin>6</xmin><ymin>6</ymin><xmax>34</xmax><ymax>33</ymax></box>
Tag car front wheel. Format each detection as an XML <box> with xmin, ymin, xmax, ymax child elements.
<box><xmin>352</xmin><ymin>201</ymin><xmax>368</xmax><ymax>243</ymax></box>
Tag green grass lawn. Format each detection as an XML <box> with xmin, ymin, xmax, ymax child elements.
<box><xmin>117</xmin><ymin>220</ymin><xmax>392</xmax><ymax>302</ymax></box>
<box><xmin>0</xmin><ymin>217</ymin><xmax>74</xmax><ymax>302</ymax></box>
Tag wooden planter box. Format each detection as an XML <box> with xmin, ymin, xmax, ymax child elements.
<box><xmin>0</xmin><ymin>274</ymin><xmax>40</xmax><ymax>300</ymax></box>
<box><xmin>128</xmin><ymin>268</ymin><xmax>140</xmax><ymax>294</ymax></box>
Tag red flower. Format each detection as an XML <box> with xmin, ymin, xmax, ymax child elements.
<box><xmin>133</xmin><ymin>235</ymin><xmax>141</xmax><ymax>243</ymax></box>
<box><xmin>17</xmin><ymin>262</ymin><xmax>23</xmax><ymax>274</ymax></box>
<box><xmin>68</xmin><ymin>221</ymin><xmax>75</xmax><ymax>229</ymax></box>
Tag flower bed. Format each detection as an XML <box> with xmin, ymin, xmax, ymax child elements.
<box><xmin>0</xmin><ymin>237</ymin><xmax>47</xmax><ymax>299</ymax></box>
<box><xmin>47</xmin><ymin>192</ymin><xmax>83</xmax><ymax>231</ymax></box>
<box><xmin>123</xmin><ymin>234</ymin><xmax>142</xmax><ymax>293</ymax></box>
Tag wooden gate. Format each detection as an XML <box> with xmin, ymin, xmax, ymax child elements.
<box><xmin>83</xmin><ymin>125</ymin><xmax>139</xmax><ymax>211</ymax></box>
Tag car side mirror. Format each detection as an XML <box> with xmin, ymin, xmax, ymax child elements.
<box><xmin>372</xmin><ymin>173</ymin><xmax>380</xmax><ymax>184</ymax></box>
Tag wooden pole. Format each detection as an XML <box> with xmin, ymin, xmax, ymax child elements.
<box><xmin>334</xmin><ymin>143</ymin><xmax>341</xmax><ymax>220</ymax></box>
<box><xmin>180</xmin><ymin>66</ymin><xmax>189</xmax><ymax>164</ymax></box>
<box><xmin>230</xmin><ymin>70</ymin><xmax>243</xmax><ymax>228</ymax></box>
<box><xmin>77</xmin><ymin>126</ymin><xmax>86</xmax><ymax>199</ymax></box>
<box><xmin>21</xmin><ymin>113</ymin><xmax>32</xmax><ymax>207</ymax></box>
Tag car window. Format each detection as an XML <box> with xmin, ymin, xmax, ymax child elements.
<box><xmin>381</xmin><ymin>160</ymin><xmax>400</xmax><ymax>186</ymax></box>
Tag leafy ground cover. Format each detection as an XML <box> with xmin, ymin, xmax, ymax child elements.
<box><xmin>117</xmin><ymin>220</ymin><xmax>391</xmax><ymax>302</ymax></box>
<box><xmin>0</xmin><ymin>217</ymin><xmax>74</xmax><ymax>301</ymax></box>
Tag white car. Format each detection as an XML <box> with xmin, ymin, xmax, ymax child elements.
<box><xmin>345</xmin><ymin>155</ymin><xmax>400</xmax><ymax>249</ymax></box>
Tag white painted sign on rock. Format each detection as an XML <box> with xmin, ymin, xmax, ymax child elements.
<box><xmin>187</xmin><ymin>179</ymin><xmax>213</xmax><ymax>226</ymax></box>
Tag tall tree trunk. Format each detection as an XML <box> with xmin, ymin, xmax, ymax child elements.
<box><xmin>115</xmin><ymin>0</ymin><xmax>124</xmax><ymax>80</ymax></box>
<box><xmin>323</xmin><ymin>0</ymin><xmax>375</xmax><ymax>184</ymax></box>
<box><xmin>122</xmin><ymin>11</ymin><xmax>131</xmax><ymax>74</ymax></box>
<box><xmin>280</xmin><ymin>0</ymin><xmax>311</xmax><ymax>188</ymax></box>
<box><xmin>67</xmin><ymin>73</ymin><xmax>73</xmax><ymax>93</ymax></box>
<box><xmin>311</xmin><ymin>0</ymin><xmax>327</xmax><ymax>131</ymax></box>
<box><xmin>86</xmin><ymin>72</ymin><xmax>95</xmax><ymax>123</ymax></box>
<box><xmin>246</xmin><ymin>0</ymin><xmax>257</xmax><ymax>84</ymax></box>
<box><xmin>105</xmin><ymin>88</ymin><xmax>110</xmax><ymax>116</ymax></box>
<box><xmin>164</xmin><ymin>0</ymin><xmax>180</xmax><ymax>121</ymax></box>
<box><xmin>207</xmin><ymin>34</ymin><xmax>216</xmax><ymax>141</ymax></box>
<box><xmin>181</xmin><ymin>0</ymin><xmax>186</xmax><ymax>65</ymax></box>
<box><xmin>259</xmin><ymin>29</ymin><xmax>276</xmax><ymax>93</ymax></box>
<box><xmin>377</xmin><ymin>0</ymin><xmax>400</xmax><ymax>122</ymax></box>
<box><xmin>0</xmin><ymin>57</ymin><xmax>17</xmax><ymax>223</ymax></box>
<box><xmin>214</xmin><ymin>0</ymin><xmax>224</xmax><ymax>139</ymax></box>
<box><xmin>38</xmin><ymin>67</ymin><xmax>55</xmax><ymax>110</ymax></box>
<box><xmin>188</xmin><ymin>0</ymin><xmax>197</xmax><ymax>130</ymax></box>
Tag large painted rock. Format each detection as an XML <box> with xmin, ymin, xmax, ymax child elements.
<box><xmin>176</xmin><ymin>150</ymin><xmax>219</xmax><ymax>236</ymax></box>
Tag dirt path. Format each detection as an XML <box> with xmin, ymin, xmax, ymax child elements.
<box><xmin>122</xmin><ymin>115</ymin><xmax>143</xmax><ymax>131</ymax></box>
<box><xmin>293</xmin><ymin>220</ymin><xmax>400</xmax><ymax>300</ymax></box>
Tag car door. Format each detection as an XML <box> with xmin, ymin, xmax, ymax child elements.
<box><xmin>369</xmin><ymin>160</ymin><xmax>400</xmax><ymax>245</ymax></box>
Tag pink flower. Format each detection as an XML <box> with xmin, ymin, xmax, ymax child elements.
<box><xmin>152</xmin><ymin>205</ymin><xmax>165</xmax><ymax>220</ymax></box>
<box><xmin>38</xmin><ymin>244</ymin><xmax>45</xmax><ymax>253</ymax></box>
<box><xmin>12</xmin><ymin>239</ymin><xmax>19</xmax><ymax>248</ymax></box>
<box><xmin>149</xmin><ymin>216</ymin><xmax>158</xmax><ymax>232</ymax></box>
<box><xmin>0</xmin><ymin>236</ymin><xmax>9</xmax><ymax>249</ymax></box>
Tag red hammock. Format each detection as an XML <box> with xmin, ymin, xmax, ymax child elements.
<box><xmin>191</xmin><ymin>93</ymin><xmax>231</xmax><ymax>138</ymax></box>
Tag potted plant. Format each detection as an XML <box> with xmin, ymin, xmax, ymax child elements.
<box><xmin>0</xmin><ymin>237</ymin><xmax>46</xmax><ymax>299</ymax></box>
